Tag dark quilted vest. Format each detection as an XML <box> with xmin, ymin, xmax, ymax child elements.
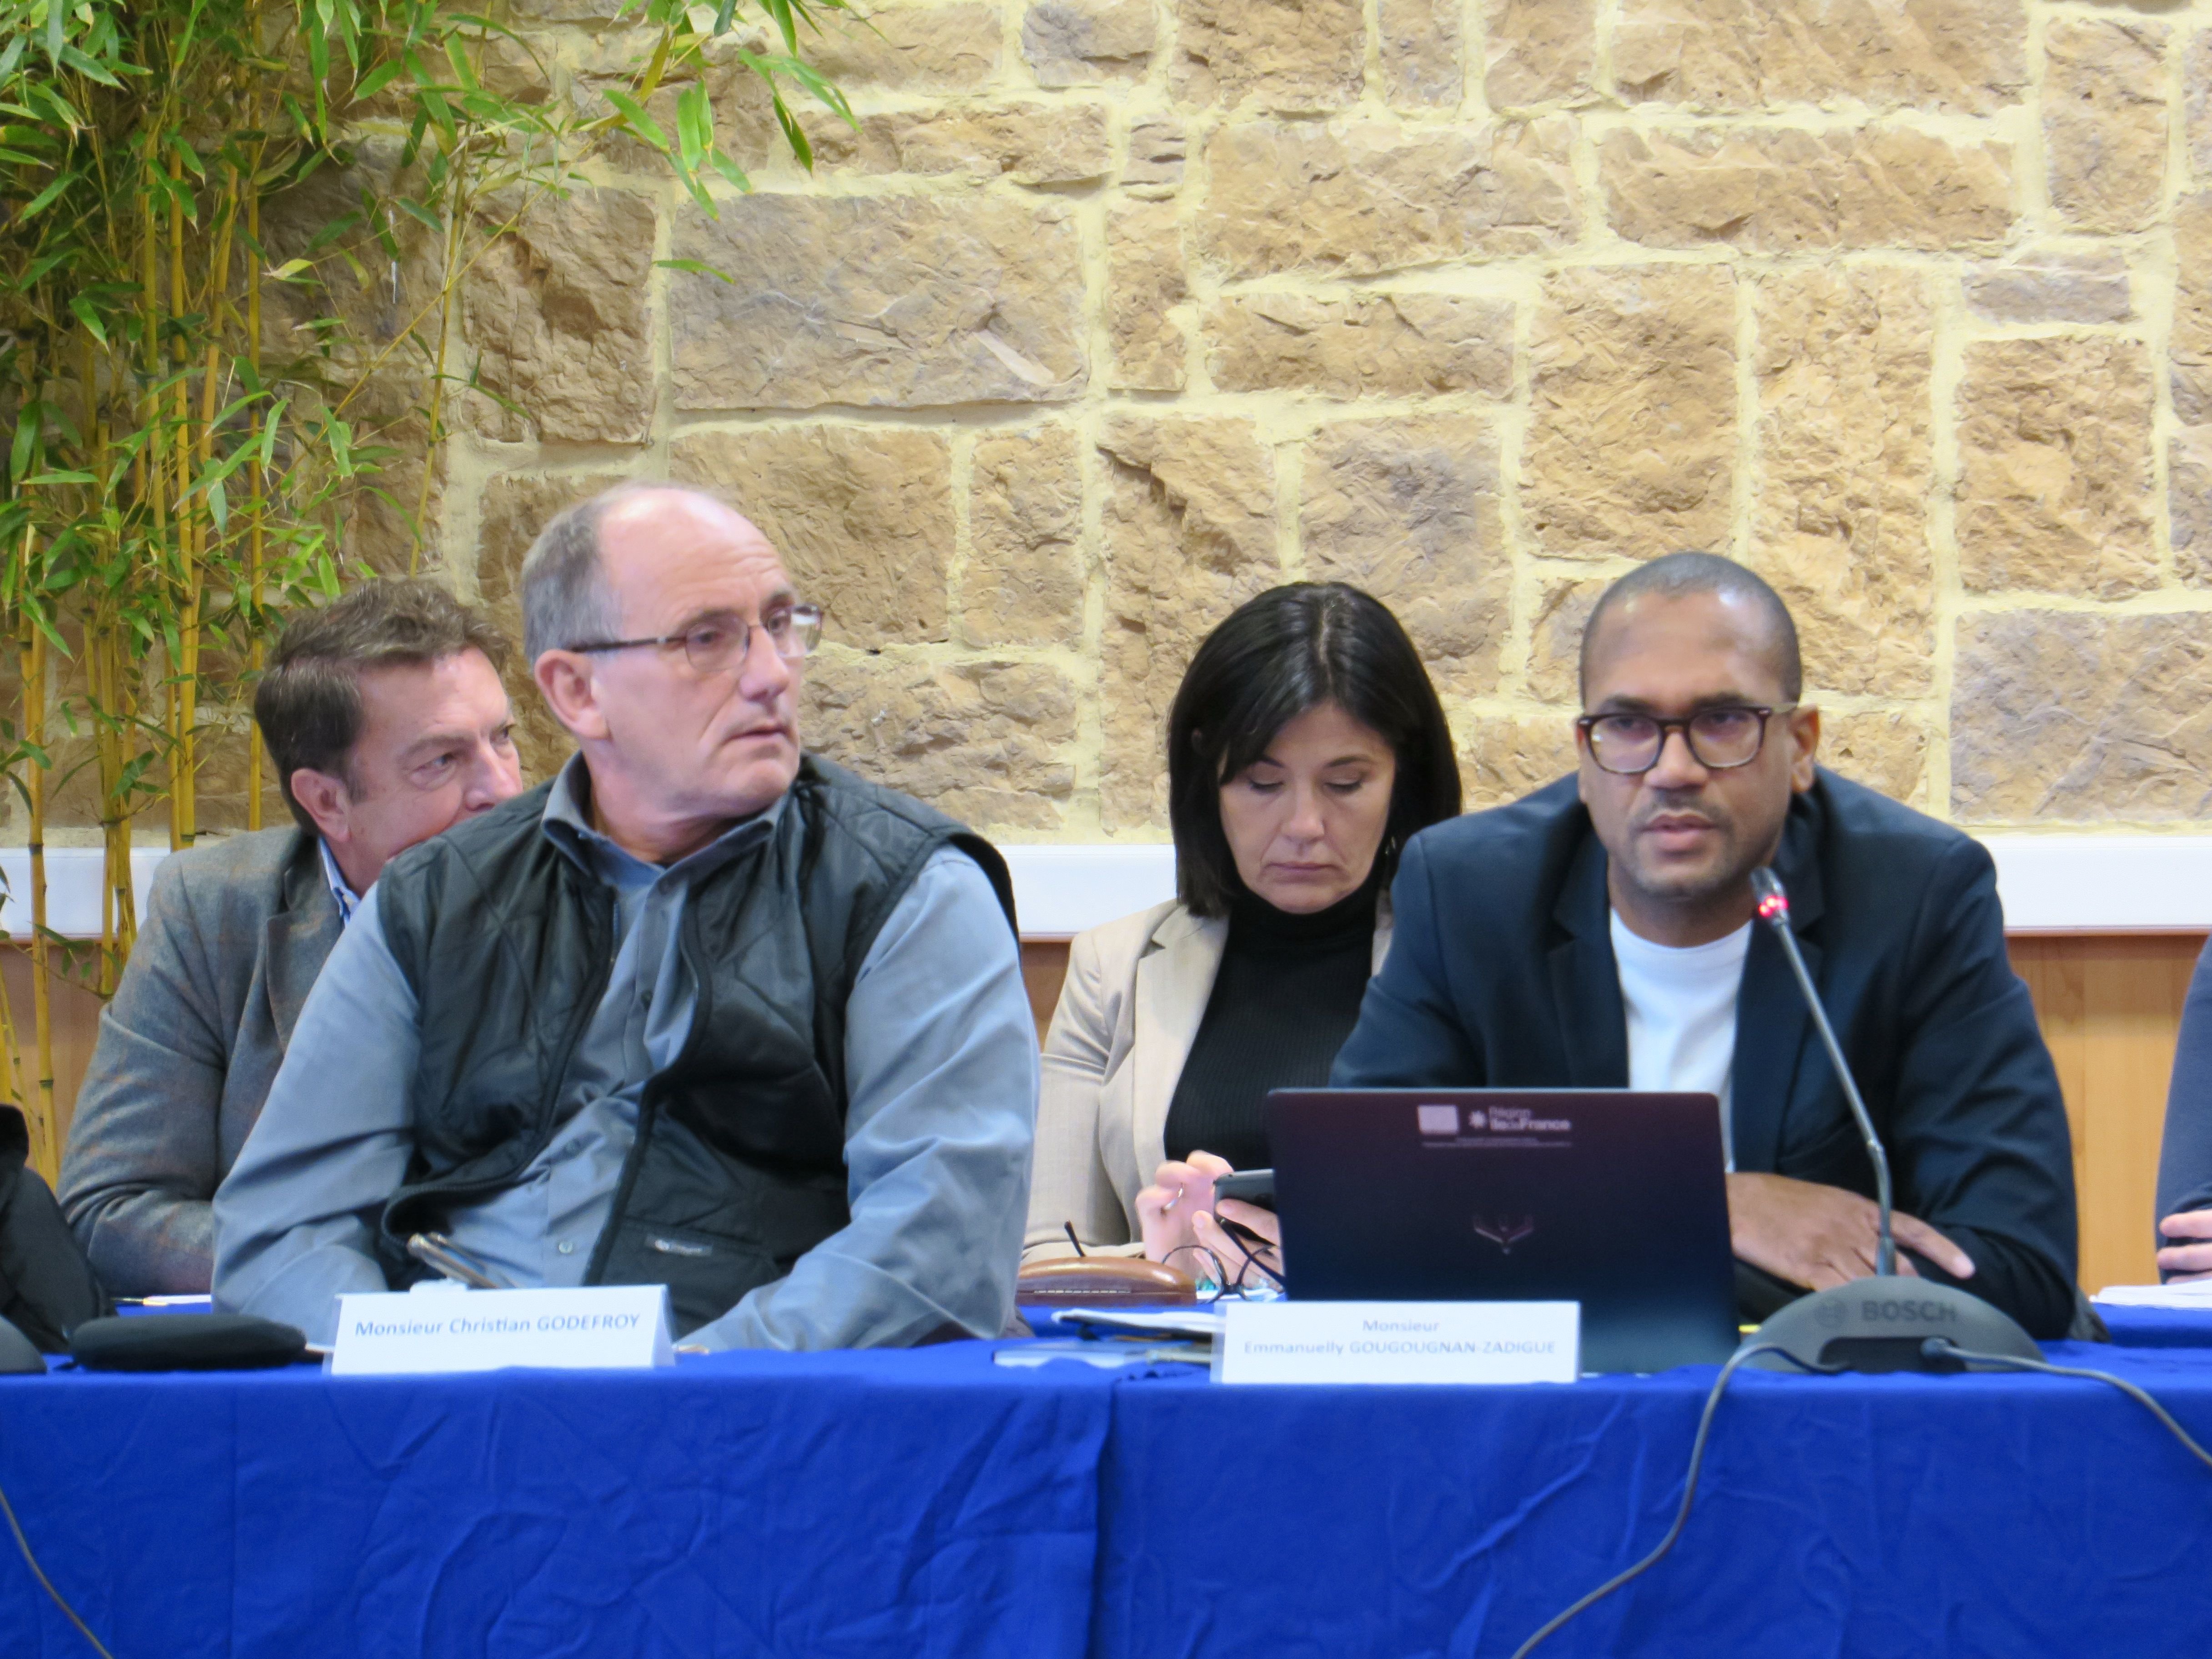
<box><xmin>372</xmin><ymin>755</ymin><xmax>1015</xmax><ymax>1335</ymax></box>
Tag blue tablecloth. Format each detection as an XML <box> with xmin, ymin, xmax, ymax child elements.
<box><xmin>2096</xmin><ymin>1302</ymin><xmax>2212</xmax><ymax>1347</ymax></box>
<box><xmin>1093</xmin><ymin>1341</ymin><xmax>2212</xmax><ymax>1659</ymax></box>
<box><xmin>0</xmin><ymin>1343</ymin><xmax>1117</xmax><ymax>1659</ymax></box>
<box><xmin>8</xmin><ymin>1339</ymin><xmax>2212</xmax><ymax>1658</ymax></box>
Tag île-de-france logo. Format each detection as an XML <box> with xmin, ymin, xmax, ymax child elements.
<box><xmin>1473</xmin><ymin>1214</ymin><xmax>1536</xmax><ymax>1254</ymax></box>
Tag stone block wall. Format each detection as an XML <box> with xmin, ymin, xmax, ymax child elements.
<box><xmin>377</xmin><ymin>0</ymin><xmax>2212</xmax><ymax>836</ymax></box>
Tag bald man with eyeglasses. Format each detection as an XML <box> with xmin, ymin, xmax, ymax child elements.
<box><xmin>1331</xmin><ymin>553</ymin><xmax>2082</xmax><ymax>1340</ymax></box>
<box><xmin>212</xmin><ymin>485</ymin><xmax>1038</xmax><ymax>1349</ymax></box>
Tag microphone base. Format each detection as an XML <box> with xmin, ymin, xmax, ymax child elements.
<box><xmin>1745</xmin><ymin>1278</ymin><xmax>2040</xmax><ymax>1374</ymax></box>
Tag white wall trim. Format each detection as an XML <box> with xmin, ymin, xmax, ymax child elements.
<box><xmin>1007</xmin><ymin>837</ymin><xmax>2212</xmax><ymax>939</ymax></box>
<box><xmin>0</xmin><ymin>837</ymin><xmax>2207</xmax><ymax>940</ymax></box>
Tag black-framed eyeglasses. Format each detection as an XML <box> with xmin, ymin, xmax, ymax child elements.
<box><xmin>1575</xmin><ymin>705</ymin><xmax>1795</xmax><ymax>776</ymax></box>
<box><xmin>563</xmin><ymin>603</ymin><xmax>824</xmax><ymax>676</ymax></box>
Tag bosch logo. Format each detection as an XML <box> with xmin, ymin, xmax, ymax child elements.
<box><xmin>1813</xmin><ymin>1299</ymin><xmax>1846</xmax><ymax>1331</ymax></box>
<box><xmin>1861</xmin><ymin>1298</ymin><xmax>1959</xmax><ymax>1325</ymax></box>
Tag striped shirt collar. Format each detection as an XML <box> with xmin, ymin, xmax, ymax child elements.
<box><xmin>317</xmin><ymin>836</ymin><xmax>361</xmax><ymax>927</ymax></box>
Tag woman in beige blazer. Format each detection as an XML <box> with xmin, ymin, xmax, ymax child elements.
<box><xmin>1027</xmin><ymin>583</ymin><xmax>1461</xmax><ymax>1272</ymax></box>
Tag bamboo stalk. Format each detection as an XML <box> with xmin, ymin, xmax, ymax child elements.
<box><xmin>246</xmin><ymin>166</ymin><xmax>265</xmax><ymax>832</ymax></box>
<box><xmin>167</xmin><ymin>147</ymin><xmax>191</xmax><ymax>856</ymax></box>
<box><xmin>21</xmin><ymin>621</ymin><xmax>55</xmax><ymax>1184</ymax></box>
<box><xmin>174</xmin><ymin>186</ymin><xmax>236</xmax><ymax>855</ymax></box>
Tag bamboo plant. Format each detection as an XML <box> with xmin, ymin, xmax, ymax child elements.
<box><xmin>0</xmin><ymin>0</ymin><xmax>847</xmax><ymax>1180</ymax></box>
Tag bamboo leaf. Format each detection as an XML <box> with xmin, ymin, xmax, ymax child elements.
<box><xmin>56</xmin><ymin>44</ymin><xmax>122</xmax><ymax>88</ymax></box>
<box><xmin>655</xmin><ymin>257</ymin><xmax>736</xmax><ymax>285</ymax></box>
<box><xmin>66</xmin><ymin>296</ymin><xmax>108</xmax><ymax>348</ymax></box>
<box><xmin>771</xmin><ymin>95</ymin><xmax>814</xmax><ymax>170</ymax></box>
<box><xmin>761</xmin><ymin>0</ymin><xmax>801</xmax><ymax>54</ymax></box>
<box><xmin>676</xmin><ymin>81</ymin><xmax>709</xmax><ymax>174</ymax></box>
<box><xmin>267</xmin><ymin>257</ymin><xmax>314</xmax><ymax>281</ymax></box>
<box><xmin>601</xmin><ymin>87</ymin><xmax>669</xmax><ymax>150</ymax></box>
<box><xmin>444</xmin><ymin>35</ymin><xmax>479</xmax><ymax>93</ymax></box>
<box><xmin>709</xmin><ymin>151</ymin><xmax>752</xmax><ymax>194</ymax></box>
<box><xmin>352</xmin><ymin>56</ymin><xmax>405</xmax><ymax>103</ymax></box>
<box><xmin>17</xmin><ymin>171</ymin><xmax>72</xmax><ymax>219</ymax></box>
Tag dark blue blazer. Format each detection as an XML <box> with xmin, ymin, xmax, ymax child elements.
<box><xmin>1332</xmin><ymin>769</ymin><xmax>2080</xmax><ymax>1338</ymax></box>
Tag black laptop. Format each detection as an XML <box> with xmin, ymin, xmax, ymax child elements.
<box><xmin>1266</xmin><ymin>1089</ymin><xmax>1739</xmax><ymax>1374</ymax></box>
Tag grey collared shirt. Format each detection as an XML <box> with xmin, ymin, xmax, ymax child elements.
<box><xmin>213</xmin><ymin>758</ymin><xmax>1039</xmax><ymax>1348</ymax></box>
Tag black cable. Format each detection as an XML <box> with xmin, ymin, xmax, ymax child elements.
<box><xmin>1513</xmin><ymin>1340</ymin><xmax>2212</xmax><ymax>1659</ymax></box>
<box><xmin>0</xmin><ymin>1459</ymin><xmax>116</xmax><ymax>1658</ymax></box>
<box><xmin>1510</xmin><ymin>1342</ymin><xmax>1831</xmax><ymax>1659</ymax></box>
<box><xmin>1925</xmin><ymin>1341</ymin><xmax>2212</xmax><ymax>1475</ymax></box>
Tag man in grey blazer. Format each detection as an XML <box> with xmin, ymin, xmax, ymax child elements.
<box><xmin>58</xmin><ymin>580</ymin><xmax>527</xmax><ymax>1296</ymax></box>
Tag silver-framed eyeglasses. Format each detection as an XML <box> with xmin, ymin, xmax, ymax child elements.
<box><xmin>563</xmin><ymin>602</ymin><xmax>824</xmax><ymax>675</ymax></box>
<box><xmin>1576</xmin><ymin>704</ymin><xmax>1795</xmax><ymax>776</ymax></box>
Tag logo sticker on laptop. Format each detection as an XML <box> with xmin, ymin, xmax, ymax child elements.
<box><xmin>1473</xmin><ymin>1214</ymin><xmax>1536</xmax><ymax>1254</ymax></box>
<box><xmin>1416</xmin><ymin>1104</ymin><xmax>1459</xmax><ymax>1136</ymax></box>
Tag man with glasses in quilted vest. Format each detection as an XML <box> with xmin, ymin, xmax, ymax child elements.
<box><xmin>212</xmin><ymin>484</ymin><xmax>1038</xmax><ymax>1349</ymax></box>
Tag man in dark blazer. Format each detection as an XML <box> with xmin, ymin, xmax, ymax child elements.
<box><xmin>57</xmin><ymin>581</ymin><xmax>526</xmax><ymax>1296</ymax></box>
<box><xmin>1332</xmin><ymin>553</ymin><xmax>2079</xmax><ymax>1338</ymax></box>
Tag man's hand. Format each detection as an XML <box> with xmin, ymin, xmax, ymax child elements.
<box><xmin>2157</xmin><ymin>1209</ymin><xmax>2212</xmax><ymax>1282</ymax></box>
<box><xmin>1726</xmin><ymin>1171</ymin><xmax>1976</xmax><ymax>1291</ymax></box>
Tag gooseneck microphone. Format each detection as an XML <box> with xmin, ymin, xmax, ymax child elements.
<box><xmin>1742</xmin><ymin>868</ymin><xmax>2039</xmax><ymax>1374</ymax></box>
<box><xmin>1750</xmin><ymin>868</ymin><xmax>1895</xmax><ymax>1278</ymax></box>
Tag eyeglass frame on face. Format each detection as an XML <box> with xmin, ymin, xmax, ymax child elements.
<box><xmin>561</xmin><ymin>601</ymin><xmax>824</xmax><ymax>676</ymax></box>
<box><xmin>1574</xmin><ymin>704</ymin><xmax>1798</xmax><ymax>776</ymax></box>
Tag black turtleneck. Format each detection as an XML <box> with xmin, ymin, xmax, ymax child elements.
<box><xmin>1162</xmin><ymin>878</ymin><xmax>1380</xmax><ymax>1172</ymax></box>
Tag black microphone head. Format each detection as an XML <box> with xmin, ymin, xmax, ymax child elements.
<box><xmin>1751</xmin><ymin>867</ymin><xmax>1789</xmax><ymax>926</ymax></box>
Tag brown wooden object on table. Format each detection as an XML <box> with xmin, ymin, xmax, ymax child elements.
<box><xmin>1015</xmin><ymin>1256</ymin><xmax>1199</xmax><ymax>1307</ymax></box>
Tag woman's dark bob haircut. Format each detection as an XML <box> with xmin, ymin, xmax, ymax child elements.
<box><xmin>1168</xmin><ymin>582</ymin><xmax>1462</xmax><ymax>918</ymax></box>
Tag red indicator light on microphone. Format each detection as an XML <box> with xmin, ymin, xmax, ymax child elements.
<box><xmin>1756</xmin><ymin>892</ymin><xmax>1788</xmax><ymax>921</ymax></box>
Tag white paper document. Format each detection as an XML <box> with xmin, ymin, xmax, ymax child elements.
<box><xmin>2093</xmin><ymin>1282</ymin><xmax>2212</xmax><ymax>1311</ymax></box>
<box><xmin>1213</xmin><ymin>1301</ymin><xmax>1580</xmax><ymax>1385</ymax></box>
<box><xmin>330</xmin><ymin>1284</ymin><xmax>675</xmax><ymax>1375</ymax></box>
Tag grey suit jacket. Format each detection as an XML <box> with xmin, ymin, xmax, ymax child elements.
<box><xmin>59</xmin><ymin>826</ymin><xmax>341</xmax><ymax>1296</ymax></box>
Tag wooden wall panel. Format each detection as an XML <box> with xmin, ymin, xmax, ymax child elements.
<box><xmin>2009</xmin><ymin>933</ymin><xmax>2203</xmax><ymax>1296</ymax></box>
<box><xmin>11</xmin><ymin>934</ymin><xmax>2202</xmax><ymax>1302</ymax></box>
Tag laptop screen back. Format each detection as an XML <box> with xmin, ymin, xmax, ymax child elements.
<box><xmin>1266</xmin><ymin>1089</ymin><xmax>1739</xmax><ymax>1373</ymax></box>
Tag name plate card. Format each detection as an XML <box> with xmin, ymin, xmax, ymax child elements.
<box><xmin>1214</xmin><ymin>1301</ymin><xmax>1579</xmax><ymax>1386</ymax></box>
<box><xmin>331</xmin><ymin>1285</ymin><xmax>674</xmax><ymax>1376</ymax></box>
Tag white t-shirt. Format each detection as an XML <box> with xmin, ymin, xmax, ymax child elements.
<box><xmin>1609</xmin><ymin>912</ymin><xmax>1753</xmax><ymax>1170</ymax></box>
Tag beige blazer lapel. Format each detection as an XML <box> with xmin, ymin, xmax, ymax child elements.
<box><xmin>1129</xmin><ymin>905</ymin><xmax>1226</xmax><ymax>1183</ymax></box>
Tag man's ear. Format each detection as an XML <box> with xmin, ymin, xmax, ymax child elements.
<box><xmin>1787</xmin><ymin>705</ymin><xmax>1820</xmax><ymax>792</ymax></box>
<box><xmin>534</xmin><ymin>649</ymin><xmax>609</xmax><ymax>743</ymax></box>
<box><xmin>289</xmin><ymin>769</ymin><xmax>353</xmax><ymax>844</ymax></box>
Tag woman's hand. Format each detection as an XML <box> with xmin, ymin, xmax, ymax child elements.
<box><xmin>1192</xmin><ymin>1201</ymin><xmax>1282</xmax><ymax>1291</ymax></box>
<box><xmin>1137</xmin><ymin>1150</ymin><xmax>1282</xmax><ymax>1288</ymax></box>
<box><xmin>1136</xmin><ymin>1151</ymin><xmax>1232</xmax><ymax>1268</ymax></box>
